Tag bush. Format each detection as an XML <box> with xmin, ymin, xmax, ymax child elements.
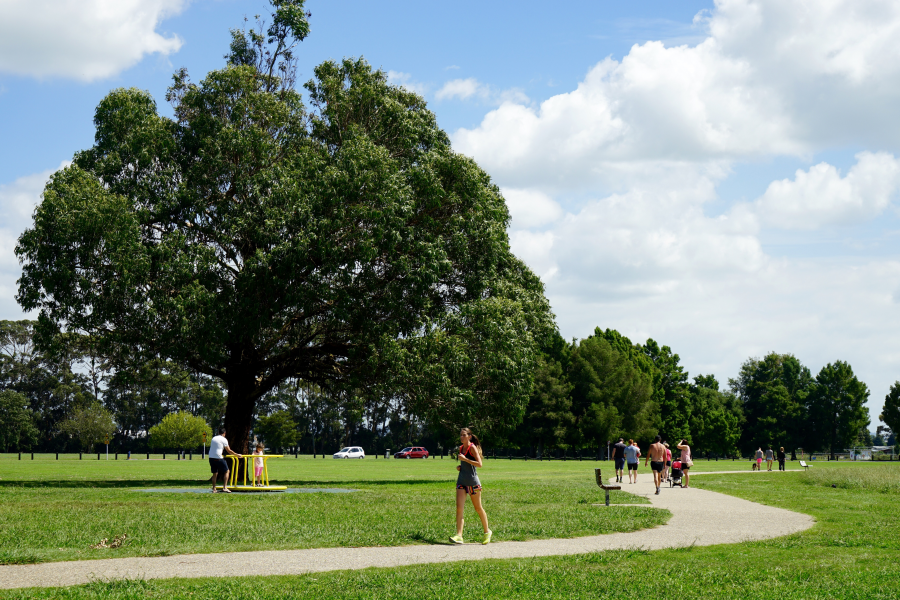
<box><xmin>148</xmin><ymin>411</ymin><xmax>212</xmax><ymax>451</ymax></box>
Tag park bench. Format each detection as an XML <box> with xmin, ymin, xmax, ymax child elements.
<box><xmin>594</xmin><ymin>468</ymin><xmax>621</xmax><ymax>506</ymax></box>
<box><xmin>799</xmin><ymin>460</ymin><xmax>810</xmax><ymax>471</ymax></box>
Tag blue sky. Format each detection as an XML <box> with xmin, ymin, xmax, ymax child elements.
<box><xmin>2</xmin><ymin>0</ymin><xmax>899</xmax><ymax>425</ymax></box>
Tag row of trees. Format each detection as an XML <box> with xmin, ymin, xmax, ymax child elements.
<box><xmin>2</xmin><ymin>318</ymin><xmax>891</xmax><ymax>458</ymax></box>
<box><xmin>0</xmin><ymin>1</ymin><xmax>894</xmax><ymax>461</ymax></box>
<box><xmin>519</xmin><ymin>328</ymin><xmax>885</xmax><ymax>458</ymax></box>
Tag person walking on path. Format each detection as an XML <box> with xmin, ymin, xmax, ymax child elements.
<box><xmin>777</xmin><ymin>447</ymin><xmax>786</xmax><ymax>471</ymax></box>
<box><xmin>677</xmin><ymin>440</ymin><xmax>692</xmax><ymax>488</ymax></box>
<box><xmin>624</xmin><ymin>439</ymin><xmax>640</xmax><ymax>483</ymax></box>
<box><xmin>645</xmin><ymin>435</ymin><xmax>667</xmax><ymax>495</ymax></box>
<box><xmin>663</xmin><ymin>442</ymin><xmax>672</xmax><ymax>482</ymax></box>
<box><xmin>209</xmin><ymin>428</ymin><xmax>242</xmax><ymax>493</ymax></box>
<box><xmin>765</xmin><ymin>446</ymin><xmax>774</xmax><ymax>471</ymax></box>
<box><xmin>755</xmin><ymin>447</ymin><xmax>764</xmax><ymax>471</ymax></box>
<box><xmin>612</xmin><ymin>438</ymin><xmax>627</xmax><ymax>483</ymax></box>
<box><xmin>450</xmin><ymin>428</ymin><xmax>492</xmax><ymax>545</ymax></box>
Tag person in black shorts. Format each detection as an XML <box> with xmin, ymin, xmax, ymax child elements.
<box><xmin>612</xmin><ymin>438</ymin><xmax>627</xmax><ymax>483</ymax></box>
<box><xmin>645</xmin><ymin>435</ymin><xmax>666</xmax><ymax>494</ymax></box>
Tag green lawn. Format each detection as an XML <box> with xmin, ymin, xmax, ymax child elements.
<box><xmin>0</xmin><ymin>455</ymin><xmax>665</xmax><ymax>565</ymax></box>
<box><xmin>3</xmin><ymin>460</ymin><xmax>898</xmax><ymax>599</ymax></box>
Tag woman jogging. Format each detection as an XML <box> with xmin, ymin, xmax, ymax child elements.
<box><xmin>677</xmin><ymin>439</ymin><xmax>693</xmax><ymax>488</ymax></box>
<box><xmin>450</xmin><ymin>428</ymin><xmax>492</xmax><ymax>545</ymax></box>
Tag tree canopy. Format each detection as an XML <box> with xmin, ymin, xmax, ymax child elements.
<box><xmin>15</xmin><ymin>0</ymin><xmax>553</xmax><ymax>454</ymax></box>
<box><xmin>807</xmin><ymin>360</ymin><xmax>870</xmax><ymax>458</ymax></box>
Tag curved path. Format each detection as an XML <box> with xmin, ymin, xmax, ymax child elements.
<box><xmin>0</xmin><ymin>475</ymin><xmax>814</xmax><ymax>590</ymax></box>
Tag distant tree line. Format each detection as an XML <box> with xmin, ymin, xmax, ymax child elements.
<box><xmin>0</xmin><ymin>319</ymin><xmax>891</xmax><ymax>457</ymax></box>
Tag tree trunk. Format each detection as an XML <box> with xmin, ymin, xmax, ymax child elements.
<box><xmin>224</xmin><ymin>375</ymin><xmax>257</xmax><ymax>480</ymax></box>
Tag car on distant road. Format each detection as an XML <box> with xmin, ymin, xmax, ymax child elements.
<box><xmin>394</xmin><ymin>446</ymin><xmax>429</xmax><ymax>459</ymax></box>
<box><xmin>333</xmin><ymin>446</ymin><xmax>365</xmax><ymax>459</ymax></box>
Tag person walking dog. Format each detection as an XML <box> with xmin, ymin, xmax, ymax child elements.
<box><xmin>450</xmin><ymin>428</ymin><xmax>492</xmax><ymax>545</ymax></box>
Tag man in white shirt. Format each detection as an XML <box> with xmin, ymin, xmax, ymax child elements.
<box><xmin>209</xmin><ymin>428</ymin><xmax>242</xmax><ymax>493</ymax></box>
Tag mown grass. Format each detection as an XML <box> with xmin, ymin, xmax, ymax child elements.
<box><xmin>0</xmin><ymin>456</ymin><xmax>665</xmax><ymax>565</ymax></box>
<box><xmin>3</xmin><ymin>462</ymin><xmax>898</xmax><ymax>599</ymax></box>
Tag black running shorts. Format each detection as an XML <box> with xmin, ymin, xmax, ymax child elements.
<box><xmin>627</xmin><ymin>462</ymin><xmax>638</xmax><ymax>471</ymax></box>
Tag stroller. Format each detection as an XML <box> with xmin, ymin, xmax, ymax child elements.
<box><xmin>669</xmin><ymin>460</ymin><xmax>684</xmax><ymax>487</ymax></box>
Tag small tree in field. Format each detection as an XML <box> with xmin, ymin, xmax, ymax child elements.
<box><xmin>148</xmin><ymin>411</ymin><xmax>212</xmax><ymax>451</ymax></box>
<box><xmin>59</xmin><ymin>403</ymin><xmax>116</xmax><ymax>452</ymax></box>
<box><xmin>255</xmin><ymin>410</ymin><xmax>301</xmax><ymax>452</ymax></box>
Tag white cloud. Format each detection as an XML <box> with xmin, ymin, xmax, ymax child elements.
<box><xmin>749</xmin><ymin>152</ymin><xmax>900</xmax><ymax>230</ymax></box>
<box><xmin>452</xmin><ymin>0</ymin><xmax>900</xmax><ymax>190</ymax></box>
<box><xmin>502</xmin><ymin>188</ymin><xmax>563</xmax><ymax>229</ymax></box>
<box><xmin>0</xmin><ymin>0</ymin><xmax>186</xmax><ymax>81</ymax></box>
<box><xmin>386</xmin><ymin>71</ymin><xmax>427</xmax><ymax>95</ymax></box>
<box><xmin>435</xmin><ymin>77</ymin><xmax>529</xmax><ymax>105</ymax></box>
<box><xmin>0</xmin><ymin>163</ymin><xmax>65</xmax><ymax>318</ymax></box>
<box><xmin>435</xmin><ymin>78</ymin><xmax>481</xmax><ymax>101</ymax></box>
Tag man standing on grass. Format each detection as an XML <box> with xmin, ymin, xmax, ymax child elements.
<box><xmin>612</xmin><ymin>438</ymin><xmax>627</xmax><ymax>483</ymax></box>
<box><xmin>645</xmin><ymin>435</ymin><xmax>667</xmax><ymax>495</ymax></box>
<box><xmin>209</xmin><ymin>428</ymin><xmax>242</xmax><ymax>493</ymax></box>
<box><xmin>624</xmin><ymin>439</ymin><xmax>640</xmax><ymax>484</ymax></box>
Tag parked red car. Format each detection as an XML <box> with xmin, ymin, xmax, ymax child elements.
<box><xmin>394</xmin><ymin>446</ymin><xmax>429</xmax><ymax>459</ymax></box>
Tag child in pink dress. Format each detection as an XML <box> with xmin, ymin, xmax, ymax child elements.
<box><xmin>253</xmin><ymin>444</ymin><xmax>264</xmax><ymax>486</ymax></box>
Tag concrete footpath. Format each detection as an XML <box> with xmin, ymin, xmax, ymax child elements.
<box><xmin>0</xmin><ymin>473</ymin><xmax>815</xmax><ymax>590</ymax></box>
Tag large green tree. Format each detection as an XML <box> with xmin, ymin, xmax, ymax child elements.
<box><xmin>729</xmin><ymin>353</ymin><xmax>810</xmax><ymax>455</ymax></box>
<box><xmin>806</xmin><ymin>360</ymin><xmax>870</xmax><ymax>458</ymax></box>
<box><xmin>642</xmin><ymin>339</ymin><xmax>691</xmax><ymax>443</ymax></box>
<box><xmin>568</xmin><ymin>337</ymin><xmax>656</xmax><ymax>447</ymax></box>
<box><xmin>0</xmin><ymin>390</ymin><xmax>39</xmax><ymax>452</ymax></box>
<box><xmin>880</xmin><ymin>382</ymin><xmax>900</xmax><ymax>439</ymax></box>
<box><xmin>15</xmin><ymin>0</ymin><xmax>552</xmax><ymax>455</ymax></box>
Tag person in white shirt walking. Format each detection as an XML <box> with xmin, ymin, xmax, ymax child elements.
<box><xmin>209</xmin><ymin>428</ymin><xmax>242</xmax><ymax>493</ymax></box>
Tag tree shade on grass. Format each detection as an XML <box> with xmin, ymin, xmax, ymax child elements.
<box><xmin>14</xmin><ymin>0</ymin><xmax>554</xmax><ymax>456</ymax></box>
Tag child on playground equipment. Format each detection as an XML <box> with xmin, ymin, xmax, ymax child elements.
<box><xmin>253</xmin><ymin>443</ymin><xmax>265</xmax><ymax>486</ymax></box>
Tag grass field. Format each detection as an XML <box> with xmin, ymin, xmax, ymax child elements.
<box><xmin>0</xmin><ymin>454</ymin><xmax>666</xmax><ymax>565</ymax></box>
<box><xmin>3</xmin><ymin>457</ymin><xmax>898</xmax><ymax>599</ymax></box>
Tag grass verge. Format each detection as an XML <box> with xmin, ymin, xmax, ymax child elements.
<box><xmin>0</xmin><ymin>457</ymin><xmax>664</xmax><ymax>564</ymax></box>
<box><xmin>3</xmin><ymin>463</ymin><xmax>898</xmax><ymax>599</ymax></box>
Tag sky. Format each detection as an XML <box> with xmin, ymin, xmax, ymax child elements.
<box><xmin>1</xmin><ymin>0</ymin><xmax>899</xmax><ymax>426</ymax></box>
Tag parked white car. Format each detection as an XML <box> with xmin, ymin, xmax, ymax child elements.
<box><xmin>333</xmin><ymin>446</ymin><xmax>365</xmax><ymax>459</ymax></box>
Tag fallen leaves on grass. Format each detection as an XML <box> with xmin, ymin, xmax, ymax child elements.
<box><xmin>89</xmin><ymin>534</ymin><xmax>127</xmax><ymax>549</ymax></box>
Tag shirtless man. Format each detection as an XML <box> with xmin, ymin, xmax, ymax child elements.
<box><xmin>645</xmin><ymin>435</ymin><xmax>667</xmax><ymax>495</ymax></box>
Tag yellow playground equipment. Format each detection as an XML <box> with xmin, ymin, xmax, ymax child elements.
<box><xmin>224</xmin><ymin>454</ymin><xmax>287</xmax><ymax>492</ymax></box>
